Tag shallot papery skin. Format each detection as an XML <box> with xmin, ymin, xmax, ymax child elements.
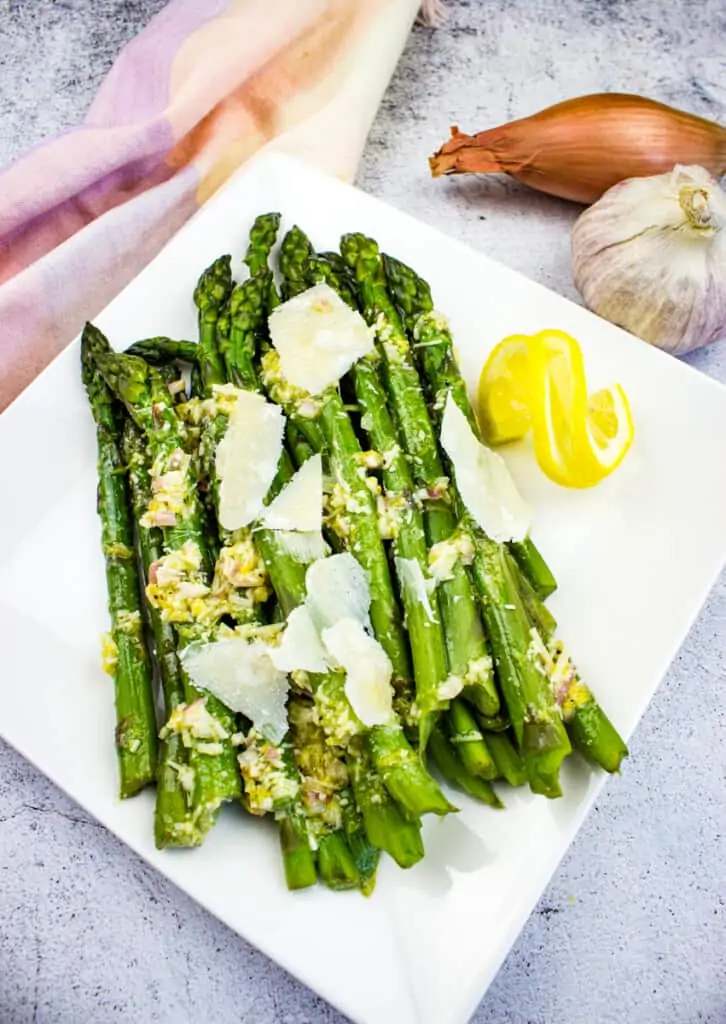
<box><xmin>429</xmin><ymin>94</ymin><xmax>726</xmax><ymax>204</ymax></box>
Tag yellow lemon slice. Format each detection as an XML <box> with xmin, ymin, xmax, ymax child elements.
<box><xmin>477</xmin><ymin>329</ymin><xmax>634</xmax><ymax>488</ymax></box>
<box><xmin>476</xmin><ymin>334</ymin><xmax>532</xmax><ymax>445</ymax></box>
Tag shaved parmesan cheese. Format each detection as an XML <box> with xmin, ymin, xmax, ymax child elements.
<box><xmin>261</xmin><ymin>454</ymin><xmax>322</xmax><ymax>532</ymax></box>
<box><xmin>321</xmin><ymin>618</ymin><xmax>395</xmax><ymax>727</ymax></box>
<box><xmin>268</xmin><ymin>282</ymin><xmax>375</xmax><ymax>395</ymax></box>
<box><xmin>181</xmin><ymin>638</ymin><xmax>289</xmax><ymax>745</ymax></box>
<box><xmin>216</xmin><ymin>391</ymin><xmax>284</xmax><ymax>531</ymax></box>
<box><xmin>274</xmin><ymin>530</ymin><xmax>328</xmax><ymax>563</ymax></box>
<box><xmin>440</xmin><ymin>394</ymin><xmax>532</xmax><ymax>543</ymax></box>
<box><xmin>305</xmin><ymin>553</ymin><xmax>371</xmax><ymax>630</ymax></box>
<box><xmin>394</xmin><ymin>557</ymin><xmax>436</xmax><ymax>622</ymax></box>
<box><xmin>270</xmin><ymin>606</ymin><xmax>330</xmax><ymax>674</ymax></box>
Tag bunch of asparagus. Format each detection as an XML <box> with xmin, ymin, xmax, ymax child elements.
<box><xmin>82</xmin><ymin>212</ymin><xmax>628</xmax><ymax>894</ymax></box>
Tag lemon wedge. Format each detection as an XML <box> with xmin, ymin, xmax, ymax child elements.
<box><xmin>477</xmin><ymin>329</ymin><xmax>634</xmax><ymax>488</ymax></box>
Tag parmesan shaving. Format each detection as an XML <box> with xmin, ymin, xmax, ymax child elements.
<box><xmin>440</xmin><ymin>394</ymin><xmax>532</xmax><ymax>543</ymax></box>
<box><xmin>268</xmin><ymin>282</ymin><xmax>375</xmax><ymax>395</ymax></box>
<box><xmin>181</xmin><ymin>638</ymin><xmax>290</xmax><ymax>745</ymax></box>
<box><xmin>261</xmin><ymin>454</ymin><xmax>323</xmax><ymax>533</ymax></box>
<box><xmin>216</xmin><ymin>391</ymin><xmax>284</xmax><ymax>531</ymax></box>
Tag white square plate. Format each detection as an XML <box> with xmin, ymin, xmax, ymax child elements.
<box><xmin>2</xmin><ymin>153</ymin><xmax>725</xmax><ymax>1024</ymax></box>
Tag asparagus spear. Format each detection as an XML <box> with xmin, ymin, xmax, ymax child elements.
<box><xmin>446</xmin><ymin>698</ymin><xmax>498</xmax><ymax>781</ymax></box>
<box><xmin>508</xmin><ymin>549</ymin><xmax>558</xmax><ymax>638</ymax></box>
<box><xmin>349</xmin><ymin>743</ymin><xmax>425</xmax><ymax>869</ymax></box>
<box><xmin>340</xmin><ymin>234</ymin><xmax>499</xmax><ymax>720</ymax></box>
<box><xmin>341</xmin><ymin>238</ymin><xmax>571</xmax><ymax>798</ymax></box>
<box><xmin>194</xmin><ymin>254</ymin><xmax>233</xmax><ymax>392</ymax></box>
<box><xmin>192</xmin><ymin>260</ymin><xmax>320</xmax><ymax>886</ymax></box>
<box><xmin>122</xmin><ymin>420</ymin><xmax>202</xmax><ymax>846</ymax></box>
<box><xmin>244</xmin><ymin>212</ymin><xmax>281</xmax><ymax>277</ymax></box>
<box><xmin>305</xmin><ymin>253</ymin><xmax>450</xmax><ymax>744</ymax></box>
<box><xmin>124</xmin><ymin>338</ymin><xmax>198</xmax><ymax>365</ymax></box>
<box><xmin>528</xmin><ymin>633</ymin><xmax>628</xmax><ymax>774</ymax></box>
<box><xmin>81</xmin><ymin>332</ymin><xmax>158</xmax><ymax>799</ymax></box>
<box><xmin>280</xmin><ymin>224</ymin><xmax>315</xmax><ymax>300</ymax></box>
<box><xmin>341</xmin><ymin>790</ymin><xmax>381</xmax><ymax>895</ymax></box>
<box><xmin>428</xmin><ymin>727</ymin><xmax>503</xmax><ymax>808</ymax></box>
<box><xmin>482</xmin><ymin>729</ymin><xmax>528</xmax><ymax>787</ymax></box>
<box><xmin>469</xmin><ymin>533</ymin><xmax>571</xmax><ymax>797</ymax></box>
<box><xmin>382</xmin><ymin>253</ymin><xmax>557</xmax><ymax>600</ymax></box>
<box><xmin>288</xmin><ymin>695</ymin><xmax>360</xmax><ymax>892</ymax></box>
<box><xmin>86</xmin><ymin>325</ymin><xmax>242</xmax><ymax>839</ymax></box>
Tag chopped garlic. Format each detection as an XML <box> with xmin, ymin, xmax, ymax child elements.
<box><xmin>464</xmin><ymin>655</ymin><xmax>494</xmax><ymax>686</ymax></box>
<box><xmin>168</xmin><ymin>760</ymin><xmax>196</xmax><ymax>795</ymax></box>
<box><xmin>100</xmin><ymin>632</ymin><xmax>118</xmax><ymax>676</ymax></box>
<box><xmin>116</xmin><ymin>609</ymin><xmax>142</xmax><ymax>636</ymax></box>
<box><xmin>238</xmin><ymin>733</ymin><xmax>299</xmax><ymax>816</ymax></box>
<box><xmin>146</xmin><ymin>541</ymin><xmax>211</xmax><ymax>624</ymax></box>
<box><xmin>160</xmin><ymin>697</ymin><xmax>229</xmax><ymax>747</ymax></box>
<box><xmin>140</xmin><ymin>448</ymin><xmax>194</xmax><ymax>529</ymax></box>
<box><xmin>428</xmin><ymin>532</ymin><xmax>475</xmax><ymax>582</ymax></box>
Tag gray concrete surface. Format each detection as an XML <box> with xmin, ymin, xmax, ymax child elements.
<box><xmin>1</xmin><ymin>1</ymin><xmax>725</xmax><ymax>1022</ymax></box>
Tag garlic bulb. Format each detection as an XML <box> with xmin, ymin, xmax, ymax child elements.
<box><xmin>572</xmin><ymin>164</ymin><xmax>726</xmax><ymax>354</ymax></box>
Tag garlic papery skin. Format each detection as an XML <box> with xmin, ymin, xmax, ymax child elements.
<box><xmin>572</xmin><ymin>164</ymin><xmax>726</xmax><ymax>355</ymax></box>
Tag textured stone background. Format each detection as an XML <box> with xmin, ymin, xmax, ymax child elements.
<box><xmin>1</xmin><ymin>2</ymin><xmax>725</xmax><ymax>1023</ymax></box>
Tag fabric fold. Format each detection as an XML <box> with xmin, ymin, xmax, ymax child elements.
<box><xmin>0</xmin><ymin>0</ymin><xmax>422</xmax><ymax>411</ymax></box>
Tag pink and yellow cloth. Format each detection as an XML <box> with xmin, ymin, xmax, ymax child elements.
<box><xmin>0</xmin><ymin>0</ymin><xmax>435</xmax><ymax>411</ymax></box>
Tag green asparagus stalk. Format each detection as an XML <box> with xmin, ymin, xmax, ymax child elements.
<box><xmin>529</xmin><ymin>634</ymin><xmax>628</xmax><ymax>774</ymax></box>
<box><xmin>446</xmin><ymin>698</ymin><xmax>498</xmax><ymax>781</ymax></box>
<box><xmin>193</xmin><ymin>260</ymin><xmax>321</xmax><ymax>885</ymax></box>
<box><xmin>306</xmin><ymin>253</ymin><xmax>450</xmax><ymax>744</ymax></box>
<box><xmin>280</xmin><ymin>225</ymin><xmax>315</xmax><ymax>300</ymax></box>
<box><xmin>81</xmin><ymin>330</ymin><xmax>158</xmax><ymax>799</ymax></box>
<box><xmin>428</xmin><ymin>727</ymin><xmax>503</xmax><ymax>808</ymax></box>
<box><xmin>470</xmin><ymin>538</ymin><xmax>571</xmax><ymax>796</ymax></box>
<box><xmin>508</xmin><ymin>549</ymin><xmax>558</xmax><ymax>638</ymax></box>
<box><xmin>286</xmin><ymin>420</ymin><xmax>316</xmax><ymax>468</ymax></box>
<box><xmin>482</xmin><ymin>729</ymin><xmax>528</xmax><ymax>787</ymax></box>
<box><xmin>349</xmin><ymin>743</ymin><xmax>425</xmax><ymax>869</ymax></box>
<box><xmin>278</xmin><ymin>808</ymin><xmax>319</xmax><ymax>890</ymax></box>
<box><xmin>194</xmin><ymin>255</ymin><xmax>233</xmax><ymax>392</ymax></box>
<box><xmin>317</xmin><ymin>832</ymin><xmax>361</xmax><ymax>891</ymax></box>
<box><xmin>340</xmin><ymin>234</ymin><xmax>499</xmax><ymax>720</ymax></box>
<box><xmin>474</xmin><ymin>712</ymin><xmax>511</xmax><ymax>732</ymax></box>
<box><xmin>124</xmin><ymin>338</ymin><xmax>198</xmax><ymax>365</ymax></box>
<box><xmin>121</xmin><ymin>420</ymin><xmax>194</xmax><ymax>845</ymax></box>
<box><xmin>244</xmin><ymin>212</ymin><xmax>281</xmax><ymax>277</ymax></box>
<box><xmin>270</xmin><ymin>229</ymin><xmax>412</xmax><ymax>691</ymax></box>
<box><xmin>341</xmin><ymin>790</ymin><xmax>380</xmax><ymax>895</ymax></box>
<box><xmin>382</xmin><ymin>253</ymin><xmax>557</xmax><ymax>600</ymax></box>
<box><xmin>86</xmin><ymin>325</ymin><xmax>242</xmax><ymax>839</ymax></box>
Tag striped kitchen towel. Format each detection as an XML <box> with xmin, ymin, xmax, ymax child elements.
<box><xmin>0</xmin><ymin>0</ymin><xmax>442</xmax><ymax>410</ymax></box>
